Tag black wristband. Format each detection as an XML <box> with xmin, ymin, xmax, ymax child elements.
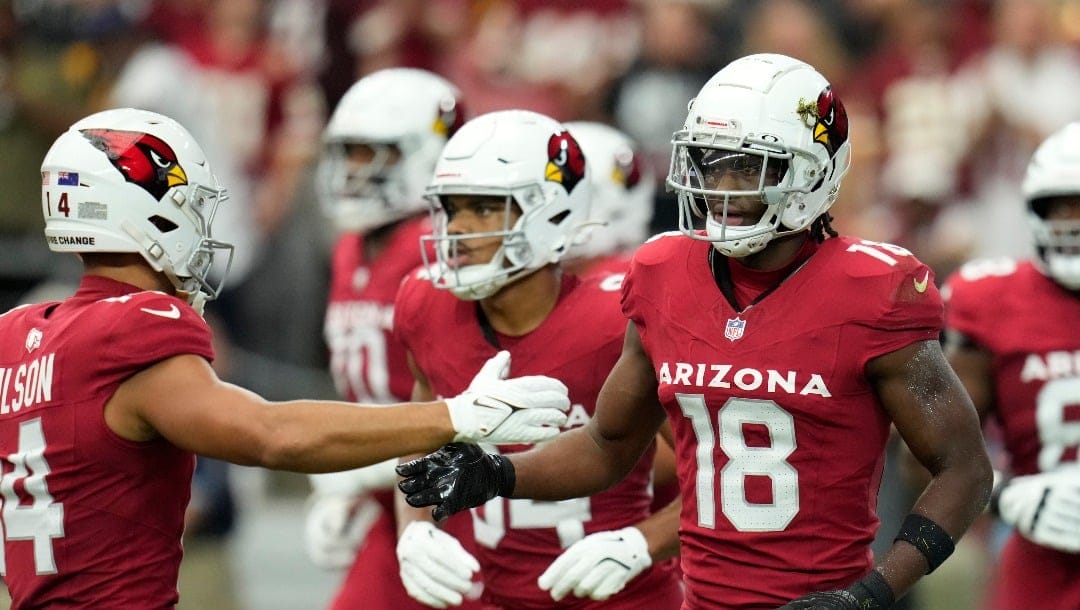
<box><xmin>894</xmin><ymin>513</ymin><xmax>955</xmax><ymax>574</ymax></box>
<box><xmin>847</xmin><ymin>569</ymin><xmax>895</xmax><ymax>609</ymax></box>
<box><xmin>491</xmin><ymin>454</ymin><xmax>516</xmax><ymax>497</ymax></box>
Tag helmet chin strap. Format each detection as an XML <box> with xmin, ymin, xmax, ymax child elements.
<box><xmin>178</xmin><ymin>289</ymin><xmax>208</xmax><ymax>316</ymax></box>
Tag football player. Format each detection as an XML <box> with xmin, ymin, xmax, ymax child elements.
<box><xmin>396</xmin><ymin>54</ymin><xmax>994</xmax><ymax>609</ymax></box>
<box><xmin>304</xmin><ymin>68</ymin><xmax>485</xmax><ymax>609</ymax></box>
<box><xmin>393</xmin><ymin>109</ymin><xmax>683</xmax><ymax>608</ymax></box>
<box><xmin>943</xmin><ymin>121</ymin><xmax>1080</xmax><ymax>610</ymax></box>
<box><xmin>0</xmin><ymin>108</ymin><xmax>570</xmax><ymax>608</ymax></box>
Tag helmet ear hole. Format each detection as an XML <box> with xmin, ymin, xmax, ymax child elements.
<box><xmin>548</xmin><ymin>210</ymin><xmax>571</xmax><ymax>225</ymax></box>
<box><xmin>148</xmin><ymin>215</ymin><xmax>179</xmax><ymax>232</ymax></box>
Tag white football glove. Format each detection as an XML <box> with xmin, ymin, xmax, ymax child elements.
<box><xmin>445</xmin><ymin>350</ymin><xmax>570</xmax><ymax>444</ymax></box>
<box><xmin>998</xmin><ymin>468</ymin><xmax>1080</xmax><ymax>553</ymax></box>
<box><xmin>397</xmin><ymin>521</ymin><xmax>480</xmax><ymax>608</ymax></box>
<box><xmin>303</xmin><ymin>493</ymin><xmax>381</xmax><ymax>569</ymax></box>
<box><xmin>538</xmin><ymin>526</ymin><xmax>652</xmax><ymax>601</ymax></box>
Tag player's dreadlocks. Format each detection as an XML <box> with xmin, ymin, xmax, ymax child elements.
<box><xmin>810</xmin><ymin>213</ymin><xmax>838</xmax><ymax>243</ymax></box>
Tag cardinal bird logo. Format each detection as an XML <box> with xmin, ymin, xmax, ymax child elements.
<box><xmin>796</xmin><ymin>87</ymin><xmax>849</xmax><ymax>158</ymax></box>
<box><xmin>80</xmin><ymin>129</ymin><xmax>188</xmax><ymax>201</ymax></box>
<box><xmin>545</xmin><ymin>131</ymin><xmax>586</xmax><ymax>194</ymax></box>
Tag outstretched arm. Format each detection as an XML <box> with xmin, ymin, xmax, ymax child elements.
<box><xmin>107</xmin><ymin>350</ymin><xmax>570</xmax><ymax>472</ymax></box>
<box><xmin>511</xmin><ymin>322</ymin><xmax>667</xmax><ymax>500</ymax></box>
<box><xmin>398</xmin><ymin>322</ymin><xmax>667</xmax><ymax>518</ymax></box>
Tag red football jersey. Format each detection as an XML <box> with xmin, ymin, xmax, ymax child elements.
<box><xmin>623</xmin><ymin>233</ymin><xmax>942</xmax><ymax>609</ymax></box>
<box><xmin>944</xmin><ymin>258</ymin><xmax>1080</xmax><ymax>610</ymax></box>
<box><xmin>324</xmin><ymin>216</ymin><xmax>433</xmax><ymax>403</ymax></box>
<box><xmin>945</xmin><ymin>259</ymin><xmax>1080</xmax><ymax>475</ymax></box>
<box><xmin>579</xmin><ymin>252</ymin><xmax>633</xmax><ymax>280</ymax></box>
<box><xmin>0</xmin><ymin>276</ymin><xmax>213</xmax><ymax>609</ymax></box>
<box><xmin>395</xmin><ymin>271</ymin><xmax>682</xmax><ymax>609</ymax></box>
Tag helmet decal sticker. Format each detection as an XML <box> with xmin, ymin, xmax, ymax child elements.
<box><xmin>545</xmin><ymin>131</ymin><xmax>586</xmax><ymax>194</ymax></box>
<box><xmin>612</xmin><ymin>146</ymin><xmax>642</xmax><ymax>189</ymax></box>
<box><xmin>433</xmin><ymin>95</ymin><xmax>466</xmax><ymax>138</ymax></box>
<box><xmin>797</xmin><ymin>88</ymin><xmax>849</xmax><ymax>158</ymax></box>
<box><xmin>80</xmin><ymin>129</ymin><xmax>188</xmax><ymax>201</ymax></box>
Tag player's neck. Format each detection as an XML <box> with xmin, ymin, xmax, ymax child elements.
<box><xmin>479</xmin><ymin>265</ymin><xmax>562</xmax><ymax>337</ymax></box>
<box><xmin>362</xmin><ymin>217</ymin><xmax>408</xmax><ymax>260</ymax></box>
<box><xmin>82</xmin><ymin>254</ymin><xmax>176</xmax><ymax>295</ymax></box>
<box><xmin>735</xmin><ymin>231</ymin><xmax>812</xmax><ymax>271</ymax></box>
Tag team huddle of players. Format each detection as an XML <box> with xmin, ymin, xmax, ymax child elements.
<box><xmin>0</xmin><ymin>52</ymin><xmax>1078</xmax><ymax>610</ymax></box>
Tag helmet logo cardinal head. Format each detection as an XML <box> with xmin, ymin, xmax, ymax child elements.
<box><xmin>80</xmin><ymin>129</ymin><xmax>188</xmax><ymax>201</ymax></box>
<box><xmin>796</xmin><ymin>87</ymin><xmax>849</xmax><ymax>158</ymax></box>
<box><xmin>545</xmin><ymin>131</ymin><xmax>586</xmax><ymax>194</ymax></box>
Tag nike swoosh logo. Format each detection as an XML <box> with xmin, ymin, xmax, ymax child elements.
<box><xmin>913</xmin><ymin>271</ymin><xmax>930</xmax><ymax>293</ymax></box>
<box><xmin>140</xmin><ymin>304</ymin><xmax>181</xmax><ymax>319</ymax></box>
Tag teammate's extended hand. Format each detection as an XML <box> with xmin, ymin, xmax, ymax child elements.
<box><xmin>538</xmin><ymin>526</ymin><xmax>651</xmax><ymax>601</ymax></box>
<box><xmin>998</xmin><ymin>468</ymin><xmax>1080</xmax><ymax>553</ymax></box>
<box><xmin>397</xmin><ymin>443</ymin><xmax>515</xmax><ymax>522</ymax></box>
<box><xmin>396</xmin><ymin>521</ymin><xmax>479</xmax><ymax>608</ymax></box>
<box><xmin>444</xmin><ymin>350</ymin><xmax>570</xmax><ymax>444</ymax></box>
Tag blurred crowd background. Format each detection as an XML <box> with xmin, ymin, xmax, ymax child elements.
<box><xmin>0</xmin><ymin>0</ymin><xmax>1078</xmax><ymax>608</ymax></box>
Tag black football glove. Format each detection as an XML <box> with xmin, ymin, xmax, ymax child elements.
<box><xmin>778</xmin><ymin>590</ymin><xmax>867</xmax><ymax>610</ymax></box>
<box><xmin>777</xmin><ymin>570</ymin><xmax>894</xmax><ymax>610</ymax></box>
<box><xmin>396</xmin><ymin>442</ymin><xmax>515</xmax><ymax>522</ymax></box>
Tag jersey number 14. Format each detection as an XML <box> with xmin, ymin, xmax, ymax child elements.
<box><xmin>0</xmin><ymin>417</ymin><xmax>64</xmax><ymax>575</ymax></box>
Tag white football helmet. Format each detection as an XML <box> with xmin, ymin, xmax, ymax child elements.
<box><xmin>668</xmin><ymin>53</ymin><xmax>851</xmax><ymax>257</ymax></box>
<box><xmin>564</xmin><ymin>121</ymin><xmax>655</xmax><ymax>259</ymax></box>
<box><xmin>316</xmin><ymin>68</ymin><xmax>465</xmax><ymax>233</ymax></box>
<box><xmin>41</xmin><ymin>108</ymin><xmax>233</xmax><ymax>311</ymax></box>
<box><xmin>422</xmin><ymin>110</ymin><xmax>592</xmax><ymax>300</ymax></box>
<box><xmin>1022</xmin><ymin>121</ymin><xmax>1080</xmax><ymax>289</ymax></box>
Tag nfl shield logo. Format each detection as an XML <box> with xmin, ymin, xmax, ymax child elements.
<box><xmin>724</xmin><ymin>317</ymin><xmax>746</xmax><ymax>342</ymax></box>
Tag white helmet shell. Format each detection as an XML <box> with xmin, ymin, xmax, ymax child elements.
<box><xmin>564</xmin><ymin>121</ymin><xmax>655</xmax><ymax>259</ymax></box>
<box><xmin>1022</xmin><ymin>121</ymin><xmax>1080</xmax><ymax>289</ymax></box>
<box><xmin>41</xmin><ymin>107</ymin><xmax>233</xmax><ymax>309</ymax></box>
<box><xmin>422</xmin><ymin>110</ymin><xmax>592</xmax><ymax>300</ymax></box>
<box><xmin>668</xmin><ymin>53</ymin><xmax>851</xmax><ymax>257</ymax></box>
<box><xmin>316</xmin><ymin>68</ymin><xmax>465</xmax><ymax>233</ymax></box>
